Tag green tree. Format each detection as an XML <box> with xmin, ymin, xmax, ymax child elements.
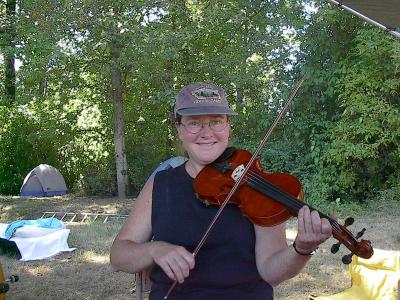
<box><xmin>285</xmin><ymin>3</ymin><xmax>400</xmax><ymax>204</ymax></box>
<box><xmin>1</xmin><ymin>0</ymin><xmax>16</xmax><ymax>103</ymax></box>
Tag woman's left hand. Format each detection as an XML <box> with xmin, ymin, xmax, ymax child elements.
<box><xmin>294</xmin><ymin>206</ymin><xmax>332</xmax><ymax>254</ymax></box>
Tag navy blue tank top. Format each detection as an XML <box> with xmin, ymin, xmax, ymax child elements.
<box><xmin>150</xmin><ymin>164</ymin><xmax>273</xmax><ymax>300</ymax></box>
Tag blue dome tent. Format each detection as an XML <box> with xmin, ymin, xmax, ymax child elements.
<box><xmin>20</xmin><ymin>164</ymin><xmax>68</xmax><ymax>197</ymax></box>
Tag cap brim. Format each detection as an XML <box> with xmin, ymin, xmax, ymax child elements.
<box><xmin>176</xmin><ymin>106</ymin><xmax>238</xmax><ymax>116</ymax></box>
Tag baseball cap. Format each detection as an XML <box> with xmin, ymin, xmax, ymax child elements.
<box><xmin>174</xmin><ymin>83</ymin><xmax>237</xmax><ymax>117</ymax></box>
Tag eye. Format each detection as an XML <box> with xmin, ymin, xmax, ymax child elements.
<box><xmin>187</xmin><ymin>121</ymin><xmax>201</xmax><ymax>127</ymax></box>
<box><xmin>210</xmin><ymin>120</ymin><xmax>223</xmax><ymax>126</ymax></box>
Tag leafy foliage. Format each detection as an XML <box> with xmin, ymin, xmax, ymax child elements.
<box><xmin>0</xmin><ymin>104</ymin><xmax>59</xmax><ymax>194</ymax></box>
<box><xmin>287</xmin><ymin>5</ymin><xmax>400</xmax><ymax>204</ymax></box>
<box><xmin>0</xmin><ymin>0</ymin><xmax>399</xmax><ymax>204</ymax></box>
<box><xmin>315</xmin><ymin>28</ymin><xmax>400</xmax><ymax>201</ymax></box>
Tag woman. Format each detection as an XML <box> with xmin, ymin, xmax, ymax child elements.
<box><xmin>110</xmin><ymin>82</ymin><xmax>332</xmax><ymax>299</ymax></box>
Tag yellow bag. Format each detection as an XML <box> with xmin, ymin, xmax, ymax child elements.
<box><xmin>310</xmin><ymin>249</ymin><xmax>400</xmax><ymax>300</ymax></box>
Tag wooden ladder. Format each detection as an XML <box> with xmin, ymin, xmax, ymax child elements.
<box><xmin>41</xmin><ymin>212</ymin><xmax>128</xmax><ymax>224</ymax></box>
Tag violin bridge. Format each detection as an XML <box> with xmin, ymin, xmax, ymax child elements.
<box><xmin>231</xmin><ymin>164</ymin><xmax>245</xmax><ymax>181</ymax></box>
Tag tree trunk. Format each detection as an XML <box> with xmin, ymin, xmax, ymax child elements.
<box><xmin>236</xmin><ymin>87</ymin><xmax>244</xmax><ymax>108</ymax></box>
<box><xmin>4</xmin><ymin>0</ymin><xmax>16</xmax><ymax>102</ymax></box>
<box><xmin>39</xmin><ymin>78</ymin><xmax>47</xmax><ymax>97</ymax></box>
<box><xmin>110</xmin><ymin>39</ymin><xmax>129</xmax><ymax>199</ymax></box>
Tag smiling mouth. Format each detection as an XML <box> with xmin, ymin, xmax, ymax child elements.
<box><xmin>197</xmin><ymin>142</ymin><xmax>217</xmax><ymax>146</ymax></box>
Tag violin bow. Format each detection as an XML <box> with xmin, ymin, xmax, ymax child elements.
<box><xmin>163</xmin><ymin>74</ymin><xmax>308</xmax><ymax>299</ymax></box>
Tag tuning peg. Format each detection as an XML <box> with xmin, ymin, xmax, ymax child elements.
<box><xmin>331</xmin><ymin>242</ymin><xmax>341</xmax><ymax>254</ymax></box>
<box><xmin>344</xmin><ymin>217</ymin><xmax>354</xmax><ymax>226</ymax></box>
<box><xmin>0</xmin><ymin>283</ymin><xmax>9</xmax><ymax>294</ymax></box>
<box><xmin>355</xmin><ymin>228</ymin><xmax>366</xmax><ymax>239</ymax></box>
<box><xmin>330</xmin><ymin>217</ymin><xmax>354</xmax><ymax>254</ymax></box>
<box><xmin>8</xmin><ymin>275</ymin><xmax>18</xmax><ymax>283</ymax></box>
<box><xmin>342</xmin><ymin>253</ymin><xmax>354</xmax><ymax>264</ymax></box>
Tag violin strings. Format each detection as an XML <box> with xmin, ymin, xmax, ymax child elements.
<box><xmin>245</xmin><ymin>170</ymin><xmax>342</xmax><ymax>233</ymax></box>
<box><xmin>244</xmin><ymin>170</ymin><xmax>305</xmax><ymax>211</ymax></box>
<box><xmin>242</xmin><ymin>169</ymin><xmax>342</xmax><ymax>233</ymax></box>
<box><xmin>246</xmin><ymin>169</ymin><xmax>342</xmax><ymax>233</ymax></box>
<box><xmin>249</xmin><ymin>170</ymin><xmax>342</xmax><ymax>233</ymax></box>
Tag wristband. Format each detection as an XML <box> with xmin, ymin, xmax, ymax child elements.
<box><xmin>293</xmin><ymin>241</ymin><xmax>318</xmax><ymax>256</ymax></box>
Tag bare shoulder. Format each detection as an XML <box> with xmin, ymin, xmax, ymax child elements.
<box><xmin>115</xmin><ymin>179</ymin><xmax>154</xmax><ymax>243</ymax></box>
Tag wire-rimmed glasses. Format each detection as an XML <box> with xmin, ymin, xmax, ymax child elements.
<box><xmin>179</xmin><ymin>119</ymin><xmax>229</xmax><ymax>134</ymax></box>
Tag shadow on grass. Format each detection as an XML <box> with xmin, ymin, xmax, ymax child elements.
<box><xmin>1</xmin><ymin>220</ymin><xmax>134</xmax><ymax>300</ymax></box>
<box><xmin>3</xmin><ymin>256</ymin><xmax>136</xmax><ymax>300</ymax></box>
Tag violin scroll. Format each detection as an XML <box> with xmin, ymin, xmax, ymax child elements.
<box><xmin>331</xmin><ymin>221</ymin><xmax>373</xmax><ymax>264</ymax></box>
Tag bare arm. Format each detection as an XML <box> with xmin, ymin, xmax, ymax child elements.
<box><xmin>110</xmin><ymin>179</ymin><xmax>155</xmax><ymax>273</ymax></box>
<box><xmin>110</xmin><ymin>179</ymin><xmax>195</xmax><ymax>283</ymax></box>
<box><xmin>255</xmin><ymin>206</ymin><xmax>332</xmax><ymax>286</ymax></box>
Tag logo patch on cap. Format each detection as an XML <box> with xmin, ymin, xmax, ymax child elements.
<box><xmin>191</xmin><ymin>87</ymin><xmax>221</xmax><ymax>103</ymax></box>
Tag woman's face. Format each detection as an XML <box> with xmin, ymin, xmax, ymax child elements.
<box><xmin>176</xmin><ymin>114</ymin><xmax>230</xmax><ymax>167</ymax></box>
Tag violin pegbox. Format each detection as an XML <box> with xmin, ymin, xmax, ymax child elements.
<box><xmin>330</xmin><ymin>217</ymin><xmax>368</xmax><ymax>264</ymax></box>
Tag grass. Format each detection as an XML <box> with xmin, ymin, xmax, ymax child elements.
<box><xmin>0</xmin><ymin>195</ymin><xmax>135</xmax><ymax>300</ymax></box>
<box><xmin>0</xmin><ymin>195</ymin><xmax>399</xmax><ymax>299</ymax></box>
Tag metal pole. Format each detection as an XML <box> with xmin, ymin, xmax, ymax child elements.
<box><xmin>326</xmin><ymin>0</ymin><xmax>400</xmax><ymax>39</ymax></box>
<box><xmin>135</xmin><ymin>272</ymin><xmax>143</xmax><ymax>300</ymax></box>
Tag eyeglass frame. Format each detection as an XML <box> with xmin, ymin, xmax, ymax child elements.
<box><xmin>176</xmin><ymin>116</ymin><xmax>230</xmax><ymax>134</ymax></box>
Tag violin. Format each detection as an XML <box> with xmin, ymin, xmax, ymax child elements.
<box><xmin>0</xmin><ymin>263</ymin><xmax>18</xmax><ymax>300</ymax></box>
<box><xmin>194</xmin><ymin>147</ymin><xmax>374</xmax><ymax>262</ymax></box>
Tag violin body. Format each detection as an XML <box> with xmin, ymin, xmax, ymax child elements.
<box><xmin>194</xmin><ymin>147</ymin><xmax>374</xmax><ymax>260</ymax></box>
<box><xmin>194</xmin><ymin>148</ymin><xmax>303</xmax><ymax>226</ymax></box>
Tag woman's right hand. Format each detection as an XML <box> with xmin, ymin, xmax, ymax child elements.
<box><xmin>149</xmin><ymin>241</ymin><xmax>195</xmax><ymax>283</ymax></box>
